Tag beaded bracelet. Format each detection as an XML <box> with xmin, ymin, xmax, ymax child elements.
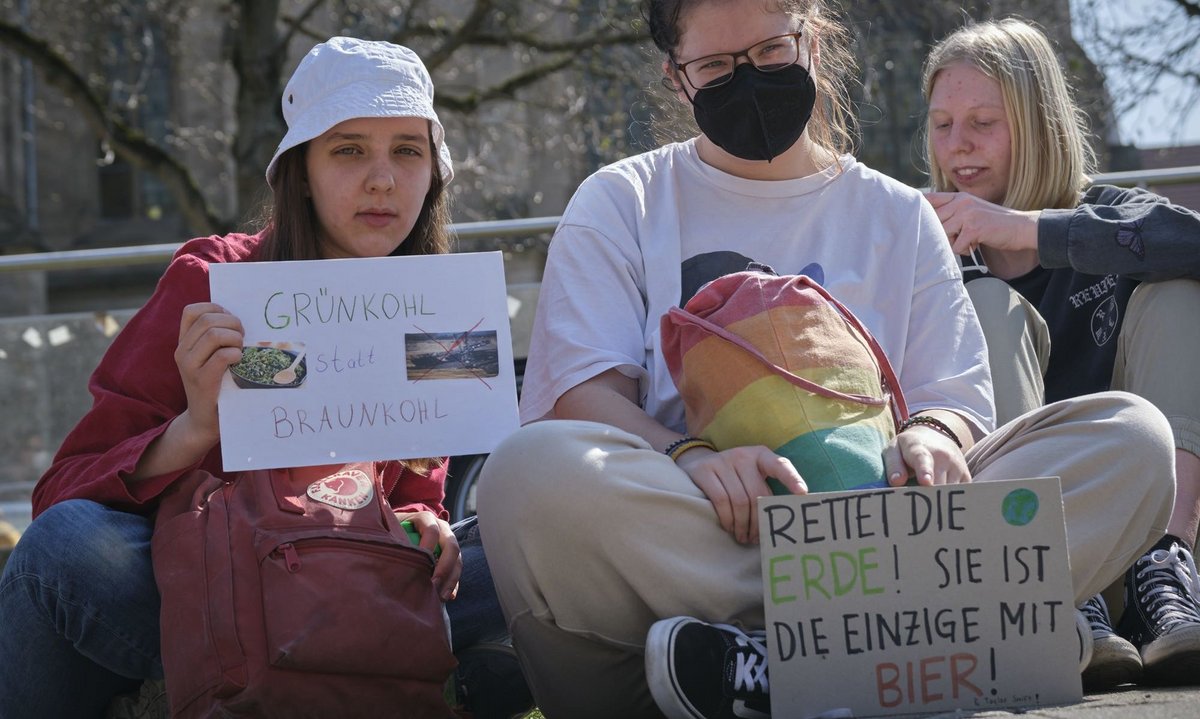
<box><xmin>664</xmin><ymin>436</ymin><xmax>718</xmax><ymax>462</ymax></box>
<box><xmin>899</xmin><ymin>415</ymin><xmax>963</xmax><ymax>448</ymax></box>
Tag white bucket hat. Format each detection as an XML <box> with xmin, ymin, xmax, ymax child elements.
<box><xmin>265</xmin><ymin>37</ymin><xmax>454</xmax><ymax>187</ymax></box>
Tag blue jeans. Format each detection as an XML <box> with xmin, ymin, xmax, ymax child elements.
<box><xmin>0</xmin><ymin>500</ymin><xmax>506</xmax><ymax>718</ymax></box>
<box><xmin>0</xmin><ymin>500</ymin><xmax>159</xmax><ymax>718</ymax></box>
<box><xmin>448</xmin><ymin>514</ymin><xmax>510</xmax><ymax>652</ymax></box>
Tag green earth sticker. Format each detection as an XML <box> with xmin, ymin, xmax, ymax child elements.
<box><xmin>1001</xmin><ymin>488</ymin><xmax>1039</xmax><ymax>526</ymax></box>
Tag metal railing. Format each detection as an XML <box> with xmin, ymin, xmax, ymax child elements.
<box><xmin>1</xmin><ymin>165</ymin><xmax>1198</xmax><ymax>275</ymax></box>
<box><xmin>0</xmin><ymin>216</ymin><xmax>562</xmax><ymax>274</ymax></box>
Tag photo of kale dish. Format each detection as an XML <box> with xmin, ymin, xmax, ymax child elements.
<box><xmin>229</xmin><ymin>345</ymin><xmax>307</xmax><ymax>389</ymax></box>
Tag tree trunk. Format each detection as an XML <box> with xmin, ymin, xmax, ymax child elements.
<box><xmin>231</xmin><ymin>0</ymin><xmax>287</xmax><ymax>224</ymax></box>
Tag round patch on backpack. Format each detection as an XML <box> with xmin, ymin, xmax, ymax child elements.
<box><xmin>307</xmin><ymin>468</ymin><xmax>374</xmax><ymax>510</ymax></box>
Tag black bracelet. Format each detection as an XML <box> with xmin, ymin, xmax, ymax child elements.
<box><xmin>663</xmin><ymin>436</ymin><xmax>718</xmax><ymax>462</ymax></box>
<box><xmin>899</xmin><ymin>415</ymin><xmax>963</xmax><ymax>448</ymax></box>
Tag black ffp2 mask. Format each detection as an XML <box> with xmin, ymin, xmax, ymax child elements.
<box><xmin>690</xmin><ymin>62</ymin><xmax>817</xmax><ymax>162</ymax></box>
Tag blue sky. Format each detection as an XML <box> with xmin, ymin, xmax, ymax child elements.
<box><xmin>1070</xmin><ymin>0</ymin><xmax>1200</xmax><ymax>148</ymax></box>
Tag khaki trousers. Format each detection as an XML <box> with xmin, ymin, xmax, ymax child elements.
<box><xmin>969</xmin><ymin>277</ymin><xmax>1200</xmax><ymax>454</ymax></box>
<box><xmin>478</xmin><ymin>392</ymin><xmax>1175</xmax><ymax>718</ymax></box>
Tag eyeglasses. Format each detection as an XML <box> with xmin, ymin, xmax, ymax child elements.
<box><xmin>671</xmin><ymin>28</ymin><xmax>805</xmax><ymax>91</ymax></box>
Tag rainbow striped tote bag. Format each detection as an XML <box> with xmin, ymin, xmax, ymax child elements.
<box><xmin>660</xmin><ymin>269</ymin><xmax>908</xmax><ymax>494</ymax></box>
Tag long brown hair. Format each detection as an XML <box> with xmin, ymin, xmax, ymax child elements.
<box><xmin>257</xmin><ymin>121</ymin><xmax>452</xmax><ymax>261</ymax></box>
<box><xmin>254</xmin><ymin>122</ymin><xmax>452</xmax><ymax>473</ymax></box>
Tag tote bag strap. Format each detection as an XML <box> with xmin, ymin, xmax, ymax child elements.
<box><xmin>795</xmin><ymin>277</ymin><xmax>909</xmax><ymax>429</ymax></box>
<box><xmin>667</xmin><ymin>278</ymin><xmax>908</xmax><ymax>430</ymax></box>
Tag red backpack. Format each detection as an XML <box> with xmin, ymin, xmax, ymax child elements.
<box><xmin>152</xmin><ymin>463</ymin><xmax>457</xmax><ymax>718</ymax></box>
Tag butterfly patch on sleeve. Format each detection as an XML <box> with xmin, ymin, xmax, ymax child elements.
<box><xmin>1115</xmin><ymin>219</ymin><xmax>1145</xmax><ymax>260</ymax></box>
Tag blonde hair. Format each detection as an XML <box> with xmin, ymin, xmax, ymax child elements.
<box><xmin>646</xmin><ymin>0</ymin><xmax>859</xmax><ymax>155</ymax></box>
<box><xmin>921</xmin><ymin>18</ymin><xmax>1094</xmax><ymax>210</ymax></box>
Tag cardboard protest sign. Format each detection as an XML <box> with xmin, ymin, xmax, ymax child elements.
<box><xmin>758</xmin><ymin>478</ymin><xmax>1080</xmax><ymax>718</ymax></box>
<box><xmin>211</xmin><ymin>252</ymin><xmax>519</xmax><ymax>471</ymax></box>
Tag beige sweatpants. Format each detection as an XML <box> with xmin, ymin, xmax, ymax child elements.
<box><xmin>968</xmin><ymin>277</ymin><xmax>1200</xmax><ymax>455</ymax></box>
<box><xmin>478</xmin><ymin>392</ymin><xmax>1175</xmax><ymax>718</ymax></box>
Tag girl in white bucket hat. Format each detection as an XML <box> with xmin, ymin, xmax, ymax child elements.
<box><xmin>1</xmin><ymin>37</ymin><xmax>530</xmax><ymax>718</ymax></box>
<box><xmin>265</xmin><ymin>36</ymin><xmax>455</xmax><ymax>261</ymax></box>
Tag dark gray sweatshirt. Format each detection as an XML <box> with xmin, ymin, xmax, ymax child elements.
<box><xmin>964</xmin><ymin>184</ymin><xmax>1200</xmax><ymax>402</ymax></box>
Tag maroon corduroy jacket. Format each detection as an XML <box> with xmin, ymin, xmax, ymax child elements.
<box><xmin>33</xmin><ymin>232</ymin><xmax>447</xmax><ymax>519</ymax></box>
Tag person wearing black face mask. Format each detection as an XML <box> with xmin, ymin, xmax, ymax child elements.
<box><xmin>475</xmin><ymin>2</ymin><xmax>1178</xmax><ymax>718</ymax></box>
<box><xmin>677</xmin><ymin>32</ymin><xmax>817</xmax><ymax>162</ymax></box>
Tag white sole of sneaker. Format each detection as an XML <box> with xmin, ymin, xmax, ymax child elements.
<box><xmin>1075</xmin><ymin>609</ymin><xmax>1094</xmax><ymax>671</ymax></box>
<box><xmin>1082</xmin><ymin>636</ymin><xmax>1142</xmax><ymax>692</ymax></box>
<box><xmin>1141</xmin><ymin>624</ymin><xmax>1200</xmax><ymax>686</ymax></box>
<box><xmin>646</xmin><ymin>617</ymin><xmax>707</xmax><ymax>719</ymax></box>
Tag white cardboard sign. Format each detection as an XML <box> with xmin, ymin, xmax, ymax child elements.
<box><xmin>758</xmin><ymin>478</ymin><xmax>1081</xmax><ymax>718</ymax></box>
<box><xmin>210</xmin><ymin>252</ymin><xmax>519</xmax><ymax>471</ymax></box>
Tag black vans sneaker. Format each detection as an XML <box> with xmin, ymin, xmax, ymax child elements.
<box><xmin>1078</xmin><ymin>593</ymin><xmax>1141</xmax><ymax>691</ymax></box>
<box><xmin>1117</xmin><ymin>536</ymin><xmax>1200</xmax><ymax>685</ymax></box>
<box><xmin>645</xmin><ymin>616</ymin><xmax>770</xmax><ymax>719</ymax></box>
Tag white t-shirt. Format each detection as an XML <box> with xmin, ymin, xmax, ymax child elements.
<box><xmin>520</xmin><ymin>139</ymin><xmax>995</xmax><ymax>436</ymax></box>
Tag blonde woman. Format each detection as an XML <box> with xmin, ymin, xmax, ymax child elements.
<box><xmin>923</xmin><ymin>18</ymin><xmax>1200</xmax><ymax>691</ymax></box>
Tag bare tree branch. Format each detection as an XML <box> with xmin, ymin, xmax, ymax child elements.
<box><xmin>0</xmin><ymin>19</ymin><xmax>224</xmax><ymax>233</ymax></box>
<box><xmin>1172</xmin><ymin>0</ymin><xmax>1200</xmax><ymax>18</ymax></box>
<box><xmin>419</xmin><ymin>0</ymin><xmax>496</xmax><ymax>71</ymax></box>
<box><xmin>2</xmin><ymin>0</ymin><xmax>651</xmax><ymax>228</ymax></box>
<box><xmin>402</xmin><ymin>25</ymin><xmax>645</xmax><ymax>52</ymax></box>
<box><xmin>436</xmin><ymin>54</ymin><xmax>576</xmax><ymax>113</ymax></box>
<box><xmin>398</xmin><ymin>0</ymin><xmax>428</xmax><ymax>36</ymax></box>
<box><xmin>278</xmin><ymin>0</ymin><xmax>327</xmax><ymax>49</ymax></box>
<box><xmin>1071</xmin><ymin>0</ymin><xmax>1200</xmax><ymax>143</ymax></box>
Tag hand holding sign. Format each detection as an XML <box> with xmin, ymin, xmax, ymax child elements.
<box><xmin>210</xmin><ymin>252</ymin><xmax>519</xmax><ymax>471</ymax></box>
<box><xmin>175</xmin><ymin>302</ymin><xmax>246</xmax><ymax>447</ymax></box>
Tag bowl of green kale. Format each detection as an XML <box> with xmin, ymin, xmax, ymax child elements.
<box><xmin>229</xmin><ymin>344</ymin><xmax>306</xmax><ymax>389</ymax></box>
